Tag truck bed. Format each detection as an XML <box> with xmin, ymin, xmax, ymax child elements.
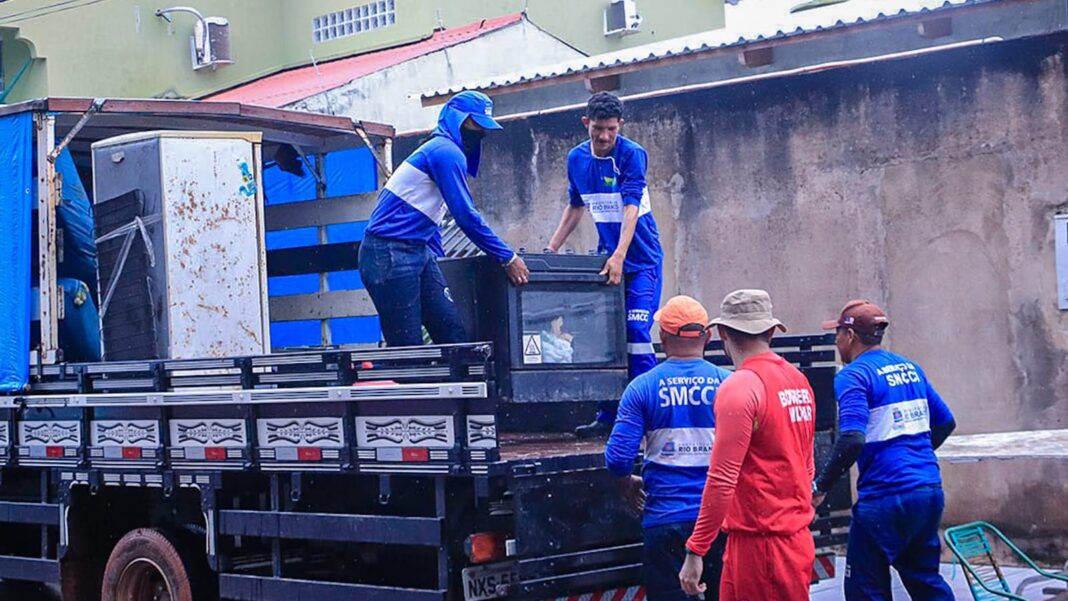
<box><xmin>497</xmin><ymin>432</ymin><xmax>609</xmax><ymax>475</ymax></box>
<box><xmin>499</xmin><ymin>432</ymin><xmax>606</xmax><ymax>461</ymax></box>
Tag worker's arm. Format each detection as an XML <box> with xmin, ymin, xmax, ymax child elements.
<box><xmin>605</xmin><ymin>382</ymin><xmax>648</xmax><ymax>514</ymax></box>
<box><xmin>685</xmin><ymin>371</ymin><xmax>764</xmax><ymax>556</ymax></box>
<box><xmin>602</xmin><ymin>146</ymin><xmax>649</xmax><ymax>285</ymax></box>
<box><xmin>923</xmin><ymin>370</ymin><xmax>956</xmax><ymax>450</ymax></box>
<box><xmin>814</xmin><ymin>370</ymin><xmax>869</xmax><ymax>494</ymax></box>
<box><xmin>604</xmin><ymin>383</ymin><xmax>645</xmax><ymax>476</ymax></box>
<box><xmin>547</xmin><ymin>205</ymin><xmax>585</xmax><ymax>252</ymax></box>
<box><xmin>601</xmin><ymin>205</ymin><xmax>638</xmax><ymax>285</ymax></box>
<box><xmin>427</xmin><ymin>146</ymin><xmax>516</xmax><ymax>264</ymax></box>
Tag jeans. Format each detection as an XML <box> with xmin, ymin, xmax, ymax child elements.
<box><xmin>598</xmin><ymin>265</ymin><xmax>663</xmax><ymax>423</ymax></box>
<box><xmin>358</xmin><ymin>234</ymin><xmax>468</xmax><ymax>346</ymax></box>
<box><xmin>844</xmin><ymin>486</ymin><xmax>954</xmax><ymax>601</ymax></box>
<box><xmin>643</xmin><ymin>522</ymin><xmax>726</xmax><ymax>601</ymax></box>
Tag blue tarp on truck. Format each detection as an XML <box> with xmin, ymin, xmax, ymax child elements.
<box><xmin>0</xmin><ymin>113</ymin><xmax>33</xmax><ymax>391</ymax></box>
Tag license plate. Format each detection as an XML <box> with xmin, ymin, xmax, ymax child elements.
<box><xmin>462</xmin><ymin>562</ymin><xmax>519</xmax><ymax>601</ymax></box>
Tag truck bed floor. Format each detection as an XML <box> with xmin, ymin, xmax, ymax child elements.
<box><xmin>498</xmin><ymin>432</ymin><xmax>607</xmax><ymax>462</ymax></box>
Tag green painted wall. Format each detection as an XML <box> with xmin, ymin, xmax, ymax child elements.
<box><xmin>0</xmin><ymin>27</ymin><xmax>47</xmax><ymax>101</ymax></box>
<box><xmin>0</xmin><ymin>0</ymin><xmax>724</xmax><ymax>103</ymax></box>
<box><xmin>0</xmin><ymin>0</ymin><xmax>288</xmax><ymax>102</ymax></box>
<box><xmin>434</xmin><ymin>0</ymin><xmax>725</xmax><ymax>56</ymax></box>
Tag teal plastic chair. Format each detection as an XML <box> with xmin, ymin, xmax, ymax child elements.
<box><xmin>944</xmin><ymin>521</ymin><xmax>1068</xmax><ymax>600</ymax></box>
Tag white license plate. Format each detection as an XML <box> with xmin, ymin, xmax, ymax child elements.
<box><xmin>462</xmin><ymin>562</ymin><xmax>520</xmax><ymax>601</ymax></box>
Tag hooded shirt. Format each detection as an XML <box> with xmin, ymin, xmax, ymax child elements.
<box><xmin>365</xmin><ymin>97</ymin><xmax>515</xmax><ymax>262</ymax></box>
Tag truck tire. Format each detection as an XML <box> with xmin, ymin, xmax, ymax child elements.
<box><xmin>100</xmin><ymin>528</ymin><xmax>211</xmax><ymax>601</ymax></box>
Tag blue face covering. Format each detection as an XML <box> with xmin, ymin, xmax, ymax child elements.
<box><xmin>431</xmin><ymin>91</ymin><xmax>502</xmax><ymax>177</ymax></box>
<box><xmin>460</xmin><ymin>127</ymin><xmax>486</xmax><ymax>152</ymax></box>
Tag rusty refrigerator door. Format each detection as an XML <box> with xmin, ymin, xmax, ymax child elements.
<box><xmin>91</xmin><ymin>131</ymin><xmax>270</xmax><ymax>360</ymax></box>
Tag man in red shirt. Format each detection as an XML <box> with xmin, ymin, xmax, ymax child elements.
<box><xmin>679</xmin><ymin>289</ymin><xmax>816</xmax><ymax>601</ymax></box>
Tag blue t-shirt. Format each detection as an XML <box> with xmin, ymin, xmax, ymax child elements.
<box><xmin>605</xmin><ymin>358</ymin><xmax>732</xmax><ymax>528</ymax></box>
<box><xmin>567</xmin><ymin>136</ymin><xmax>663</xmax><ymax>273</ymax></box>
<box><xmin>835</xmin><ymin>349</ymin><xmax>955</xmax><ymax>500</ymax></box>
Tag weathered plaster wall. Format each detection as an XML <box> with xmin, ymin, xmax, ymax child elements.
<box><xmin>400</xmin><ymin>34</ymin><xmax>1068</xmax><ymax>550</ymax></box>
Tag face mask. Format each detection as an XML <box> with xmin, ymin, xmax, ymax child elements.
<box><xmin>461</xmin><ymin>128</ymin><xmax>485</xmax><ymax>151</ymax></box>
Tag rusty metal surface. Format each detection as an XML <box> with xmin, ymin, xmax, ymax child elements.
<box><xmin>159</xmin><ymin>136</ymin><xmax>268</xmax><ymax>358</ymax></box>
<box><xmin>498</xmin><ymin>431</ymin><xmax>607</xmax><ymax>461</ymax></box>
<box><xmin>35</xmin><ymin>114</ymin><xmax>59</xmax><ymax>364</ymax></box>
<box><xmin>0</xmin><ymin>97</ymin><xmax>394</xmax><ymax>153</ymax></box>
<box><xmin>92</xmin><ymin>133</ymin><xmax>270</xmax><ymax>359</ymax></box>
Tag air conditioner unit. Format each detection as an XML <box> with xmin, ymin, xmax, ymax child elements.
<box><xmin>604</xmin><ymin>0</ymin><xmax>642</xmax><ymax>37</ymax></box>
<box><xmin>191</xmin><ymin>17</ymin><xmax>234</xmax><ymax>70</ymax></box>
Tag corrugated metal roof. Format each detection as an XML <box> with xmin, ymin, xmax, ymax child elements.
<box><xmin>206</xmin><ymin>13</ymin><xmax>524</xmax><ymax>108</ymax></box>
<box><xmin>423</xmin><ymin>0</ymin><xmax>993</xmax><ymax>100</ymax></box>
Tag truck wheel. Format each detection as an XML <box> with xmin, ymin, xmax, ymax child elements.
<box><xmin>100</xmin><ymin>529</ymin><xmax>210</xmax><ymax>601</ymax></box>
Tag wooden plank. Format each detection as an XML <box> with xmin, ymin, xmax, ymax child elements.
<box><xmin>269</xmin><ymin>290</ymin><xmax>376</xmax><ymax>322</ymax></box>
<box><xmin>355</xmin><ymin>119</ymin><xmax>396</xmax><ymax>139</ymax></box>
<box><xmin>0</xmin><ymin>501</ymin><xmax>60</xmax><ymax>525</ymax></box>
<box><xmin>0</xmin><ymin>556</ymin><xmax>60</xmax><ymax>583</ymax></box>
<box><xmin>264</xmin><ymin>194</ymin><xmax>378</xmax><ymax>231</ymax></box>
<box><xmin>242</xmin><ymin>104</ymin><xmax>394</xmax><ymax>138</ymax></box>
<box><xmin>41</xmin><ymin>97</ymin><xmax>394</xmax><ymax>141</ymax></box>
<box><xmin>0</xmin><ymin>99</ymin><xmax>44</xmax><ymax>117</ymax></box>
<box><xmin>59</xmin><ymin>117</ymin><xmax>325</xmax><ymax>150</ymax></box>
<box><xmin>266</xmin><ymin>242</ymin><xmax>361</xmax><ymax>276</ymax></box>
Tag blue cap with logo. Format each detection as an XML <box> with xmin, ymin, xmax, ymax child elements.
<box><xmin>445</xmin><ymin>90</ymin><xmax>503</xmax><ymax>130</ymax></box>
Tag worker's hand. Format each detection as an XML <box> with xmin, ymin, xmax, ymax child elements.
<box><xmin>600</xmin><ymin>254</ymin><xmax>624</xmax><ymax>285</ymax></box>
<box><xmin>679</xmin><ymin>553</ymin><xmax>707</xmax><ymax>596</ymax></box>
<box><xmin>618</xmin><ymin>475</ymin><xmax>645</xmax><ymax>516</ymax></box>
<box><xmin>812</xmin><ymin>492</ymin><xmax>826</xmax><ymax>509</ymax></box>
<box><xmin>504</xmin><ymin>255</ymin><xmax>529</xmax><ymax>286</ymax></box>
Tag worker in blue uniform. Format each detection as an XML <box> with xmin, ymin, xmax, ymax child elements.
<box><xmin>813</xmin><ymin>300</ymin><xmax>956</xmax><ymax>601</ymax></box>
<box><xmin>360</xmin><ymin>91</ymin><xmax>529</xmax><ymax>346</ymax></box>
<box><xmin>605</xmin><ymin>295</ymin><xmax>730</xmax><ymax>600</ymax></box>
<box><xmin>547</xmin><ymin>92</ymin><xmax>664</xmax><ymax>437</ymax></box>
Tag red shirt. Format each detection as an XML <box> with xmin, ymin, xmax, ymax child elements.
<box><xmin>686</xmin><ymin>352</ymin><xmax>816</xmax><ymax>555</ymax></box>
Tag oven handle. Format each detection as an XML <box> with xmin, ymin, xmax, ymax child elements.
<box><xmin>526</xmin><ymin>273</ymin><xmax>609</xmax><ymax>284</ymax></box>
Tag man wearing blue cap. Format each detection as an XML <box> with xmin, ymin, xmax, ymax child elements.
<box><xmin>360</xmin><ymin>91</ymin><xmax>529</xmax><ymax>346</ymax></box>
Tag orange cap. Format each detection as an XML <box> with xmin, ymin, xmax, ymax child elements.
<box><xmin>654</xmin><ymin>295</ymin><xmax>710</xmax><ymax>338</ymax></box>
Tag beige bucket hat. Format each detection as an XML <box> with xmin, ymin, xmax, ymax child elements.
<box><xmin>708</xmin><ymin>289</ymin><xmax>787</xmax><ymax>335</ymax></box>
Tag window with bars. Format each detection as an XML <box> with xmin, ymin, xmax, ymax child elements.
<box><xmin>313</xmin><ymin>0</ymin><xmax>396</xmax><ymax>43</ymax></box>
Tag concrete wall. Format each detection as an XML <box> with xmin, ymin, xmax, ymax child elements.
<box><xmin>409</xmin><ymin>34</ymin><xmax>1068</xmax><ymax>552</ymax></box>
<box><xmin>287</xmin><ymin>20</ymin><xmax>584</xmax><ymax>133</ymax></box>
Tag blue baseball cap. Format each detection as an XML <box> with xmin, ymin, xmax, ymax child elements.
<box><xmin>445</xmin><ymin>90</ymin><xmax>503</xmax><ymax>130</ymax></box>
